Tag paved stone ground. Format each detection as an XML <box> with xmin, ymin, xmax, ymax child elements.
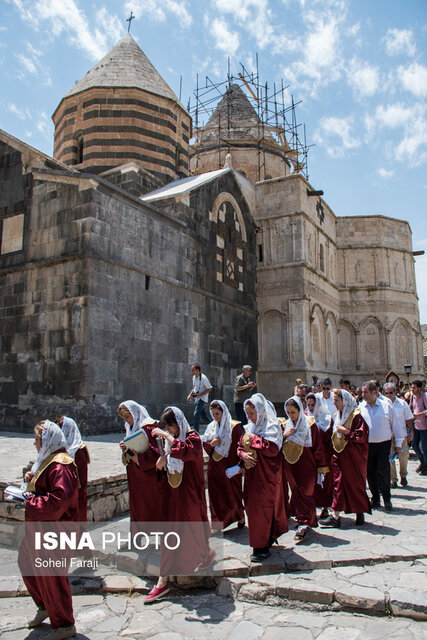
<box><xmin>0</xmin><ymin>591</ymin><xmax>426</xmax><ymax>640</ymax></box>
<box><xmin>0</xmin><ymin>436</ymin><xmax>426</xmax><ymax>637</ymax></box>
<box><xmin>0</xmin><ymin>431</ymin><xmax>125</xmax><ymax>485</ymax></box>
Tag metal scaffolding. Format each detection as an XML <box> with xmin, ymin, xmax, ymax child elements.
<box><xmin>188</xmin><ymin>55</ymin><xmax>312</xmax><ymax>181</ymax></box>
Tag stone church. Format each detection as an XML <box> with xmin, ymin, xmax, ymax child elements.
<box><xmin>0</xmin><ymin>34</ymin><xmax>423</xmax><ymax>431</ymax></box>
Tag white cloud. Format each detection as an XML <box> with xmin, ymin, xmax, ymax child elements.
<box><xmin>124</xmin><ymin>0</ymin><xmax>192</xmax><ymax>29</ymax></box>
<box><xmin>213</xmin><ymin>0</ymin><xmax>276</xmax><ymax>51</ymax></box>
<box><xmin>373</xmin><ymin>103</ymin><xmax>427</xmax><ymax>167</ymax></box>
<box><xmin>7</xmin><ymin>102</ymin><xmax>30</xmax><ymax>119</ymax></box>
<box><xmin>211</xmin><ymin>18</ymin><xmax>240</xmax><ymax>56</ymax></box>
<box><xmin>384</xmin><ymin>28</ymin><xmax>416</xmax><ymax>57</ymax></box>
<box><xmin>375</xmin><ymin>104</ymin><xmax>414</xmax><ymax>128</ymax></box>
<box><xmin>348</xmin><ymin>58</ymin><xmax>379</xmax><ymax>98</ymax></box>
<box><xmin>398</xmin><ymin>62</ymin><xmax>427</xmax><ymax>98</ymax></box>
<box><xmin>377</xmin><ymin>167</ymin><xmax>394</xmax><ymax>179</ymax></box>
<box><xmin>11</xmin><ymin>0</ymin><xmax>124</xmax><ymax>60</ymax></box>
<box><xmin>16</xmin><ymin>53</ymin><xmax>37</xmax><ymax>74</ymax></box>
<box><xmin>314</xmin><ymin>115</ymin><xmax>360</xmax><ymax>158</ymax></box>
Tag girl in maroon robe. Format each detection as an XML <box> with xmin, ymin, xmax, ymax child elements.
<box><xmin>118</xmin><ymin>401</ymin><xmax>163</xmax><ymax>529</ymax></box>
<box><xmin>202</xmin><ymin>400</ymin><xmax>245</xmax><ymax>529</ymax></box>
<box><xmin>19</xmin><ymin>420</ymin><xmax>78</xmax><ymax>639</ymax></box>
<box><xmin>56</xmin><ymin>416</ymin><xmax>90</xmax><ymax>522</ymax></box>
<box><xmin>306</xmin><ymin>393</ymin><xmax>334</xmax><ymax>519</ymax></box>
<box><xmin>319</xmin><ymin>389</ymin><xmax>371</xmax><ymax>528</ymax></box>
<box><xmin>237</xmin><ymin>393</ymin><xmax>288</xmax><ymax>562</ymax></box>
<box><xmin>144</xmin><ymin>406</ymin><xmax>214</xmax><ymax>603</ymax></box>
<box><xmin>283</xmin><ymin>396</ymin><xmax>329</xmax><ymax>543</ymax></box>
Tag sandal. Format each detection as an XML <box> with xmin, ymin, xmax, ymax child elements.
<box><xmin>294</xmin><ymin>527</ymin><xmax>307</xmax><ymax>542</ymax></box>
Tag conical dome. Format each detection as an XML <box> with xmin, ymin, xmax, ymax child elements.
<box><xmin>65</xmin><ymin>33</ymin><xmax>180</xmax><ymax>103</ymax></box>
<box><xmin>52</xmin><ymin>33</ymin><xmax>190</xmax><ymax>184</ymax></box>
<box><xmin>190</xmin><ymin>83</ymin><xmax>290</xmax><ymax>182</ymax></box>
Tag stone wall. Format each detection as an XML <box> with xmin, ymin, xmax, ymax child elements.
<box><xmin>0</xmin><ymin>139</ymin><xmax>257</xmax><ymax>432</ymax></box>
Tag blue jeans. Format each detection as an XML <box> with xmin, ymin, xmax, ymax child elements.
<box><xmin>413</xmin><ymin>429</ymin><xmax>427</xmax><ymax>468</ymax></box>
<box><xmin>193</xmin><ymin>399</ymin><xmax>209</xmax><ymax>432</ymax></box>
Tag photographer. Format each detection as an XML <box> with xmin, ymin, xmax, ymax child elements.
<box><xmin>186</xmin><ymin>363</ymin><xmax>212</xmax><ymax>432</ymax></box>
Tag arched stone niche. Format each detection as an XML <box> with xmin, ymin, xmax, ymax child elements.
<box><xmin>338</xmin><ymin>320</ymin><xmax>356</xmax><ymax>371</ymax></box>
<box><xmin>259</xmin><ymin>309</ymin><xmax>287</xmax><ymax>366</ymax></box>
<box><xmin>359</xmin><ymin>317</ymin><xmax>385</xmax><ymax>370</ymax></box>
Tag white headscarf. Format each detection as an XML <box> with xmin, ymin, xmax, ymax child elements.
<box><xmin>61</xmin><ymin>416</ymin><xmax>83</xmax><ymax>459</ymax></box>
<box><xmin>164</xmin><ymin>406</ymin><xmax>190</xmax><ymax>474</ymax></box>
<box><xmin>31</xmin><ymin>420</ymin><xmax>67</xmax><ymax>475</ymax></box>
<box><xmin>306</xmin><ymin>393</ymin><xmax>331</xmax><ymax>432</ymax></box>
<box><xmin>284</xmin><ymin>396</ymin><xmax>313</xmax><ymax>447</ymax></box>
<box><xmin>120</xmin><ymin>400</ymin><xmax>152</xmax><ymax>437</ymax></box>
<box><xmin>243</xmin><ymin>393</ymin><xmax>283</xmax><ymax>449</ymax></box>
<box><xmin>336</xmin><ymin>389</ymin><xmax>372</xmax><ymax>431</ymax></box>
<box><xmin>202</xmin><ymin>400</ymin><xmax>233</xmax><ymax>458</ymax></box>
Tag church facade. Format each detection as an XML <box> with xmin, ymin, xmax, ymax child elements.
<box><xmin>0</xmin><ymin>35</ymin><xmax>423</xmax><ymax>431</ymax></box>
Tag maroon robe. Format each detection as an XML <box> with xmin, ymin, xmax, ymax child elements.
<box><xmin>203</xmin><ymin>422</ymin><xmax>244</xmax><ymax>529</ymax></box>
<box><xmin>125</xmin><ymin>422</ymin><xmax>164</xmax><ymax>526</ymax></box>
<box><xmin>75</xmin><ymin>445</ymin><xmax>89</xmax><ymax>522</ymax></box>
<box><xmin>284</xmin><ymin>424</ymin><xmax>329</xmax><ymax>527</ymax></box>
<box><xmin>331</xmin><ymin>413</ymin><xmax>371</xmax><ymax>514</ymax></box>
<box><xmin>160</xmin><ymin>431</ymin><xmax>210</xmax><ymax>575</ymax></box>
<box><xmin>237</xmin><ymin>434</ymin><xmax>288</xmax><ymax>549</ymax></box>
<box><xmin>19</xmin><ymin>449</ymin><xmax>78</xmax><ymax>630</ymax></box>
<box><xmin>313</xmin><ymin>422</ymin><xmax>334</xmax><ymax>509</ymax></box>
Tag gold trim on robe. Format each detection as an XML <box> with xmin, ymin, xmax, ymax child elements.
<box><xmin>331</xmin><ymin>408</ymin><xmax>360</xmax><ymax>453</ymax></box>
<box><xmin>317</xmin><ymin>466</ymin><xmax>330</xmax><ymax>474</ymax></box>
<box><xmin>241</xmin><ymin>432</ymin><xmax>257</xmax><ymax>469</ymax></box>
<box><xmin>167</xmin><ymin>470</ymin><xmax>183</xmax><ymax>488</ymax></box>
<box><xmin>28</xmin><ymin>451</ymin><xmax>76</xmax><ymax>492</ymax></box>
<box><xmin>282</xmin><ymin>439</ymin><xmax>304</xmax><ymax>464</ymax></box>
<box><xmin>307</xmin><ymin>416</ymin><xmax>316</xmax><ymax>427</ymax></box>
<box><xmin>79</xmin><ymin>442</ymin><xmax>91</xmax><ymax>464</ymax></box>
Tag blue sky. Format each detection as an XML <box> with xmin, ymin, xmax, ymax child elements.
<box><xmin>1</xmin><ymin>0</ymin><xmax>426</xmax><ymax>322</ymax></box>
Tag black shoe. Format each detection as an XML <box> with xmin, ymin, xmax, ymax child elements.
<box><xmin>319</xmin><ymin>514</ymin><xmax>341</xmax><ymax>528</ymax></box>
<box><xmin>250</xmin><ymin>551</ymin><xmax>270</xmax><ymax>562</ymax></box>
<box><xmin>370</xmin><ymin>498</ymin><xmax>381</xmax><ymax>509</ymax></box>
<box><xmin>400</xmin><ymin>478</ymin><xmax>408</xmax><ymax>487</ymax></box>
<box><xmin>237</xmin><ymin>521</ymin><xmax>245</xmax><ymax>529</ymax></box>
<box><xmin>355</xmin><ymin>513</ymin><xmax>364</xmax><ymax>526</ymax></box>
<box><xmin>415</xmin><ymin>463</ymin><xmax>423</xmax><ymax>473</ymax></box>
<box><xmin>391</xmin><ymin>481</ymin><xmax>398</xmax><ymax>489</ymax></box>
<box><xmin>421</xmin><ymin>468</ymin><xmax>427</xmax><ymax>476</ymax></box>
<box><xmin>384</xmin><ymin>500</ymin><xmax>393</xmax><ymax>511</ymax></box>
<box><xmin>319</xmin><ymin>507</ymin><xmax>329</xmax><ymax>519</ymax></box>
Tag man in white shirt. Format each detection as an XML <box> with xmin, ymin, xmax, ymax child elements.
<box><xmin>361</xmin><ymin>381</ymin><xmax>405</xmax><ymax>510</ymax></box>
<box><xmin>186</xmin><ymin>363</ymin><xmax>212</xmax><ymax>432</ymax></box>
<box><xmin>383</xmin><ymin>382</ymin><xmax>414</xmax><ymax>487</ymax></box>
<box><xmin>316</xmin><ymin>377</ymin><xmax>335</xmax><ymax>420</ymax></box>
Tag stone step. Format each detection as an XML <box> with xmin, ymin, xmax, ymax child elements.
<box><xmin>216</xmin><ymin>558</ymin><xmax>427</xmax><ymax>621</ymax></box>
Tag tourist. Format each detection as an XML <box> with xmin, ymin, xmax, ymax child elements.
<box><xmin>409</xmin><ymin>380</ymin><xmax>427</xmax><ymax>475</ymax></box>
<box><xmin>20</xmin><ymin>420</ymin><xmax>78</xmax><ymax>639</ymax></box>
<box><xmin>350</xmin><ymin>384</ymin><xmax>357</xmax><ymax>397</ymax></box>
<box><xmin>340</xmin><ymin>379</ymin><xmax>351</xmax><ymax>392</ymax></box>
<box><xmin>145</xmin><ymin>407</ymin><xmax>214</xmax><ymax>603</ymax></box>
<box><xmin>307</xmin><ymin>393</ymin><xmax>334</xmax><ymax>519</ymax></box>
<box><xmin>296</xmin><ymin>384</ymin><xmax>309</xmax><ymax>411</ymax></box>
<box><xmin>361</xmin><ymin>381</ymin><xmax>405</xmax><ymax>510</ymax></box>
<box><xmin>282</xmin><ymin>396</ymin><xmax>329</xmax><ymax>542</ymax></box>
<box><xmin>316</xmin><ymin>377</ymin><xmax>336</xmax><ymax>417</ymax></box>
<box><xmin>202</xmin><ymin>400</ymin><xmax>245</xmax><ymax>529</ymax></box>
<box><xmin>237</xmin><ymin>393</ymin><xmax>287</xmax><ymax>562</ymax></box>
<box><xmin>383</xmin><ymin>382</ymin><xmax>414</xmax><ymax>487</ymax></box>
<box><xmin>55</xmin><ymin>416</ymin><xmax>90</xmax><ymax>522</ymax></box>
<box><xmin>233</xmin><ymin>365</ymin><xmax>256</xmax><ymax>424</ymax></box>
<box><xmin>319</xmin><ymin>389</ymin><xmax>371</xmax><ymax>528</ymax></box>
<box><xmin>186</xmin><ymin>363</ymin><xmax>212</xmax><ymax>432</ymax></box>
<box><xmin>118</xmin><ymin>401</ymin><xmax>163</xmax><ymax>527</ymax></box>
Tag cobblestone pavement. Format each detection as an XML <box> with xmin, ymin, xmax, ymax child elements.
<box><xmin>0</xmin><ymin>591</ymin><xmax>426</xmax><ymax>640</ymax></box>
<box><xmin>0</xmin><ymin>436</ymin><xmax>426</xmax><ymax>638</ymax></box>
